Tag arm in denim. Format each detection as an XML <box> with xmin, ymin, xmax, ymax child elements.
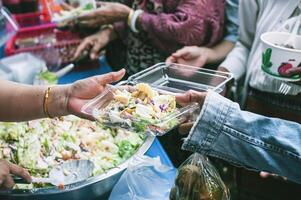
<box><xmin>224</xmin><ymin>0</ymin><xmax>239</xmax><ymax>43</ymax></box>
<box><xmin>182</xmin><ymin>91</ymin><xmax>301</xmax><ymax>184</ymax></box>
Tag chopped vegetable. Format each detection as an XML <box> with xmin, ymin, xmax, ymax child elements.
<box><xmin>96</xmin><ymin>83</ymin><xmax>180</xmax><ymax>135</ymax></box>
<box><xmin>37</xmin><ymin>71</ymin><xmax>58</xmax><ymax>84</ymax></box>
<box><xmin>0</xmin><ymin>116</ymin><xmax>144</xmax><ymax>189</ymax></box>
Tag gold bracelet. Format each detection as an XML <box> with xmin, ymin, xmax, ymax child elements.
<box><xmin>127</xmin><ymin>9</ymin><xmax>134</xmax><ymax>27</ymax></box>
<box><xmin>43</xmin><ymin>87</ymin><xmax>53</xmax><ymax>118</ymax></box>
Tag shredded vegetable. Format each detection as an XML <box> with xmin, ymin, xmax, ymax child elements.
<box><xmin>0</xmin><ymin>116</ymin><xmax>144</xmax><ymax>188</ymax></box>
<box><xmin>96</xmin><ymin>83</ymin><xmax>179</xmax><ymax>134</ymax></box>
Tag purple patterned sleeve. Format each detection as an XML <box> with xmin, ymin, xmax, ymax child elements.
<box><xmin>140</xmin><ymin>0</ymin><xmax>225</xmax><ymax>53</ymax></box>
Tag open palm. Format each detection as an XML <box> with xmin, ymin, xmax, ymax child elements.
<box><xmin>67</xmin><ymin>69</ymin><xmax>125</xmax><ymax>118</ymax></box>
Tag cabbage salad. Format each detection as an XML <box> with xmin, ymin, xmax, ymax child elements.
<box><xmin>95</xmin><ymin>83</ymin><xmax>179</xmax><ymax>135</ymax></box>
<box><xmin>0</xmin><ymin>116</ymin><xmax>144</xmax><ymax>189</ymax></box>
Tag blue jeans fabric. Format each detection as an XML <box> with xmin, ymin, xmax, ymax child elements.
<box><xmin>182</xmin><ymin>91</ymin><xmax>301</xmax><ymax>184</ymax></box>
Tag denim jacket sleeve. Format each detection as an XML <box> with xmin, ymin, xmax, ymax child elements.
<box><xmin>182</xmin><ymin>91</ymin><xmax>301</xmax><ymax>184</ymax></box>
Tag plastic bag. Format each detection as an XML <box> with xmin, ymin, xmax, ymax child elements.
<box><xmin>170</xmin><ymin>153</ymin><xmax>230</xmax><ymax>200</ymax></box>
<box><xmin>109</xmin><ymin>155</ymin><xmax>177</xmax><ymax>200</ymax></box>
<box><xmin>0</xmin><ymin>53</ymin><xmax>46</xmax><ymax>84</ymax></box>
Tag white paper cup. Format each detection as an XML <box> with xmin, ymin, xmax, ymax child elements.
<box><xmin>261</xmin><ymin>31</ymin><xmax>301</xmax><ymax>81</ymax></box>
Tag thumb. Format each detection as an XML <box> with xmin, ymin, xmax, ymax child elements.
<box><xmin>172</xmin><ymin>47</ymin><xmax>190</xmax><ymax>58</ymax></box>
<box><xmin>176</xmin><ymin>90</ymin><xmax>206</xmax><ymax>105</ymax></box>
<box><xmin>166</xmin><ymin>56</ymin><xmax>177</xmax><ymax>64</ymax></box>
<box><xmin>95</xmin><ymin>69</ymin><xmax>126</xmax><ymax>85</ymax></box>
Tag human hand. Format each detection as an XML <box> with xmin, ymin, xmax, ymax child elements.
<box><xmin>279</xmin><ymin>66</ymin><xmax>301</xmax><ymax>77</ymax></box>
<box><xmin>279</xmin><ymin>66</ymin><xmax>301</xmax><ymax>84</ymax></box>
<box><xmin>0</xmin><ymin>159</ymin><xmax>31</xmax><ymax>190</ymax></box>
<box><xmin>73</xmin><ymin>27</ymin><xmax>115</xmax><ymax>60</ymax></box>
<box><xmin>76</xmin><ymin>2</ymin><xmax>131</xmax><ymax>28</ymax></box>
<box><xmin>66</xmin><ymin>69</ymin><xmax>126</xmax><ymax>118</ymax></box>
<box><xmin>166</xmin><ymin>46</ymin><xmax>214</xmax><ymax>77</ymax></box>
<box><xmin>176</xmin><ymin>90</ymin><xmax>207</xmax><ymax>135</ymax></box>
<box><xmin>166</xmin><ymin>46</ymin><xmax>213</xmax><ymax>68</ymax></box>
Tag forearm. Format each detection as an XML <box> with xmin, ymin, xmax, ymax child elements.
<box><xmin>0</xmin><ymin>80</ymin><xmax>69</xmax><ymax>122</ymax></box>
<box><xmin>220</xmin><ymin>0</ymin><xmax>259</xmax><ymax>80</ymax></box>
<box><xmin>207</xmin><ymin>40</ymin><xmax>234</xmax><ymax>64</ymax></box>
<box><xmin>219</xmin><ymin>41</ymin><xmax>249</xmax><ymax>80</ymax></box>
<box><xmin>138</xmin><ymin>0</ymin><xmax>225</xmax><ymax>53</ymax></box>
<box><xmin>183</xmin><ymin>91</ymin><xmax>301</xmax><ymax>184</ymax></box>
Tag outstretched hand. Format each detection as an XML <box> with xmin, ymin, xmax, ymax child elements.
<box><xmin>76</xmin><ymin>2</ymin><xmax>131</xmax><ymax>28</ymax></box>
<box><xmin>0</xmin><ymin>159</ymin><xmax>31</xmax><ymax>190</ymax></box>
<box><xmin>176</xmin><ymin>90</ymin><xmax>207</xmax><ymax>135</ymax></box>
<box><xmin>66</xmin><ymin>69</ymin><xmax>126</xmax><ymax>118</ymax></box>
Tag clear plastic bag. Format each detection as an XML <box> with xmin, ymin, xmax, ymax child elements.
<box><xmin>170</xmin><ymin>153</ymin><xmax>230</xmax><ymax>200</ymax></box>
<box><xmin>109</xmin><ymin>155</ymin><xmax>177</xmax><ymax>200</ymax></box>
<box><xmin>0</xmin><ymin>53</ymin><xmax>46</xmax><ymax>84</ymax></box>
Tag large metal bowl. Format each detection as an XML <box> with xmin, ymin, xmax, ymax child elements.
<box><xmin>0</xmin><ymin>136</ymin><xmax>155</xmax><ymax>200</ymax></box>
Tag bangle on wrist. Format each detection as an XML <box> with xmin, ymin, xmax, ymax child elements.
<box><xmin>127</xmin><ymin>9</ymin><xmax>134</xmax><ymax>27</ymax></box>
<box><xmin>130</xmin><ymin>9</ymin><xmax>143</xmax><ymax>33</ymax></box>
<box><xmin>43</xmin><ymin>87</ymin><xmax>53</xmax><ymax>118</ymax></box>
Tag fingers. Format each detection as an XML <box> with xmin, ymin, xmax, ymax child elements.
<box><xmin>178</xmin><ymin>122</ymin><xmax>194</xmax><ymax>135</ymax></box>
<box><xmin>9</xmin><ymin>163</ymin><xmax>31</xmax><ymax>183</ymax></box>
<box><xmin>0</xmin><ymin>160</ymin><xmax>31</xmax><ymax>189</ymax></box>
<box><xmin>2</xmin><ymin>175</ymin><xmax>14</xmax><ymax>189</ymax></box>
<box><xmin>90</xmin><ymin>41</ymin><xmax>104</xmax><ymax>60</ymax></box>
<box><xmin>94</xmin><ymin>69</ymin><xmax>126</xmax><ymax>85</ymax></box>
<box><xmin>73</xmin><ymin>39</ymin><xmax>93</xmax><ymax>60</ymax></box>
<box><xmin>282</xmin><ymin>67</ymin><xmax>301</xmax><ymax>77</ymax></box>
<box><xmin>172</xmin><ymin>47</ymin><xmax>190</xmax><ymax>59</ymax></box>
<box><xmin>176</xmin><ymin>90</ymin><xmax>206</xmax><ymax>105</ymax></box>
<box><xmin>166</xmin><ymin>56</ymin><xmax>177</xmax><ymax>64</ymax></box>
<box><xmin>0</xmin><ymin>160</ymin><xmax>9</xmax><ymax>188</ymax></box>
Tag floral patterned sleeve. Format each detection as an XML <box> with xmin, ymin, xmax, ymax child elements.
<box><xmin>139</xmin><ymin>0</ymin><xmax>225</xmax><ymax>53</ymax></box>
<box><xmin>113</xmin><ymin>0</ymin><xmax>225</xmax><ymax>54</ymax></box>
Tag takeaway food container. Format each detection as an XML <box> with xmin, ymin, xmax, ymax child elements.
<box><xmin>127</xmin><ymin>62</ymin><xmax>234</xmax><ymax>93</ymax></box>
<box><xmin>81</xmin><ymin>62</ymin><xmax>233</xmax><ymax>136</ymax></box>
<box><xmin>81</xmin><ymin>84</ymin><xmax>200</xmax><ymax>136</ymax></box>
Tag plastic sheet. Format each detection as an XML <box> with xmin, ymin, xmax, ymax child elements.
<box><xmin>0</xmin><ymin>7</ymin><xmax>18</xmax><ymax>46</ymax></box>
<box><xmin>109</xmin><ymin>155</ymin><xmax>176</xmax><ymax>200</ymax></box>
<box><xmin>0</xmin><ymin>53</ymin><xmax>46</xmax><ymax>83</ymax></box>
<box><xmin>170</xmin><ymin>153</ymin><xmax>230</xmax><ymax>200</ymax></box>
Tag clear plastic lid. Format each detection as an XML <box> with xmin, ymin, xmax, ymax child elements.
<box><xmin>81</xmin><ymin>63</ymin><xmax>233</xmax><ymax>136</ymax></box>
<box><xmin>127</xmin><ymin>63</ymin><xmax>234</xmax><ymax>94</ymax></box>
<box><xmin>81</xmin><ymin>83</ymin><xmax>199</xmax><ymax>136</ymax></box>
<box><xmin>0</xmin><ymin>7</ymin><xmax>18</xmax><ymax>46</ymax></box>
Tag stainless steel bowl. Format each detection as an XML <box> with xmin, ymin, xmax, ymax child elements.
<box><xmin>0</xmin><ymin>136</ymin><xmax>155</xmax><ymax>200</ymax></box>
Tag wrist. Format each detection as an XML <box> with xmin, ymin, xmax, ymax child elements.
<box><xmin>47</xmin><ymin>85</ymin><xmax>70</xmax><ymax>117</ymax></box>
<box><xmin>217</xmin><ymin>66</ymin><xmax>230</xmax><ymax>73</ymax></box>
<box><xmin>118</xmin><ymin>4</ymin><xmax>131</xmax><ymax>21</ymax></box>
<box><xmin>205</xmin><ymin>48</ymin><xmax>217</xmax><ymax>64</ymax></box>
<box><xmin>129</xmin><ymin>9</ymin><xmax>143</xmax><ymax>33</ymax></box>
<box><xmin>100</xmin><ymin>26</ymin><xmax>117</xmax><ymax>42</ymax></box>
